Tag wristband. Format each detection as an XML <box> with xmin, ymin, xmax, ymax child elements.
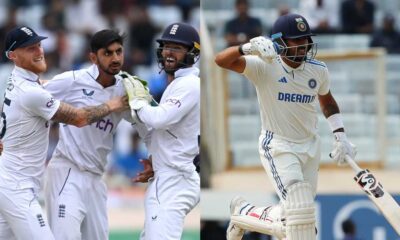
<box><xmin>327</xmin><ymin>113</ymin><xmax>344</xmax><ymax>132</ymax></box>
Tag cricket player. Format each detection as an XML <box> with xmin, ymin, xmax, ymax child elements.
<box><xmin>43</xmin><ymin>29</ymin><xmax>145</xmax><ymax>240</ymax></box>
<box><xmin>123</xmin><ymin>22</ymin><xmax>200</xmax><ymax>240</ymax></box>
<box><xmin>0</xmin><ymin>26</ymin><xmax>127</xmax><ymax>240</ymax></box>
<box><xmin>215</xmin><ymin>13</ymin><xmax>357</xmax><ymax>239</ymax></box>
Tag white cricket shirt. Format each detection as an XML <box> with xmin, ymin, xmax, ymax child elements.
<box><xmin>138</xmin><ymin>67</ymin><xmax>200</xmax><ymax>173</ymax></box>
<box><xmin>243</xmin><ymin>56</ymin><xmax>330</xmax><ymax>142</ymax></box>
<box><xmin>44</xmin><ymin>65</ymin><xmax>131</xmax><ymax>174</ymax></box>
<box><xmin>0</xmin><ymin>66</ymin><xmax>60</xmax><ymax>191</ymax></box>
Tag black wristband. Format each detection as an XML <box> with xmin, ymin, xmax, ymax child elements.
<box><xmin>238</xmin><ymin>44</ymin><xmax>245</xmax><ymax>55</ymax></box>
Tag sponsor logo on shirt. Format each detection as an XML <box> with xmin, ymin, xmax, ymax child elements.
<box><xmin>46</xmin><ymin>98</ymin><xmax>55</xmax><ymax>107</ymax></box>
<box><xmin>166</xmin><ymin>98</ymin><xmax>181</xmax><ymax>107</ymax></box>
<box><xmin>93</xmin><ymin>118</ymin><xmax>114</xmax><ymax>133</ymax></box>
<box><xmin>82</xmin><ymin>89</ymin><xmax>95</xmax><ymax>98</ymax></box>
<box><xmin>278</xmin><ymin>92</ymin><xmax>315</xmax><ymax>103</ymax></box>
<box><xmin>278</xmin><ymin>77</ymin><xmax>288</xmax><ymax>83</ymax></box>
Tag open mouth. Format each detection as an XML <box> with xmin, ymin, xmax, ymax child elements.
<box><xmin>33</xmin><ymin>56</ymin><xmax>44</xmax><ymax>62</ymax></box>
<box><xmin>165</xmin><ymin>57</ymin><xmax>177</xmax><ymax>67</ymax></box>
<box><xmin>166</xmin><ymin>57</ymin><xmax>176</xmax><ymax>63</ymax></box>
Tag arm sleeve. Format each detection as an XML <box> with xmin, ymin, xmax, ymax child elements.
<box><xmin>137</xmin><ymin>79</ymin><xmax>199</xmax><ymax>130</ymax></box>
<box><xmin>318</xmin><ymin>66</ymin><xmax>330</xmax><ymax>95</ymax></box>
<box><xmin>43</xmin><ymin>72</ymin><xmax>74</xmax><ymax>101</ymax></box>
<box><xmin>242</xmin><ymin>55</ymin><xmax>267</xmax><ymax>85</ymax></box>
<box><xmin>21</xmin><ymin>88</ymin><xmax>60</xmax><ymax>120</ymax></box>
<box><xmin>133</xmin><ymin>122</ymin><xmax>153</xmax><ymax>149</ymax></box>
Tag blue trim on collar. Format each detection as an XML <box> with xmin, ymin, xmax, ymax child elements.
<box><xmin>306</xmin><ymin>59</ymin><xmax>326</xmax><ymax>68</ymax></box>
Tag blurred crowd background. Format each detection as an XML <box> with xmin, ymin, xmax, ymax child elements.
<box><xmin>0</xmin><ymin>0</ymin><xmax>199</xmax><ymax>186</ymax></box>
<box><xmin>205</xmin><ymin>0</ymin><xmax>400</xmax><ymax>51</ymax></box>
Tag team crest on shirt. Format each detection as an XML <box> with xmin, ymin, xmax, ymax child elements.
<box><xmin>46</xmin><ymin>98</ymin><xmax>55</xmax><ymax>107</ymax></box>
<box><xmin>308</xmin><ymin>79</ymin><xmax>317</xmax><ymax>89</ymax></box>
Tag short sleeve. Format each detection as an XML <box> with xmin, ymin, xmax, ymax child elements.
<box><xmin>318</xmin><ymin>67</ymin><xmax>330</xmax><ymax>95</ymax></box>
<box><xmin>21</xmin><ymin>87</ymin><xmax>60</xmax><ymax>120</ymax></box>
<box><xmin>44</xmin><ymin>71</ymin><xmax>74</xmax><ymax>101</ymax></box>
<box><xmin>242</xmin><ymin>55</ymin><xmax>267</xmax><ymax>85</ymax></box>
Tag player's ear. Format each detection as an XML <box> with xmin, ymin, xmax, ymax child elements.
<box><xmin>6</xmin><ymin>50</ymin><xmax>16</xmax><ymax>60</ymax></box>
<box><xmin>89</xmin><ymin>52</ymin><xmax>98</xmax><ymax>64</ymax></box>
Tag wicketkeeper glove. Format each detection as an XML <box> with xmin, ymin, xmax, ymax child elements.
<box><xmin>330</xmin><ymin>132</ymin><xmax>357</xmax><ymax>166</ymax></box>
<box><xmin>120</xmin><ymin>71</ymin><xmax>152</xmax><ymax>122</ymax></box>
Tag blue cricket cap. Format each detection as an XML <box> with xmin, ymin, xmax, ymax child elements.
<box><xmin>4</xmin><ymin>26</ymin><xmax>47</xmax><ymax>54</ymax></box>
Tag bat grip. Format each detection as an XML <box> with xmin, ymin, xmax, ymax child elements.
<box><xmin>345</xmin><ymin>155</ymin><xmax>363</xmax><ymax>173</ymax></box>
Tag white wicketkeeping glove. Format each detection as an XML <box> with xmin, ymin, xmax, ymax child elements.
<box><xmin>330</xmin><ymin>132</ymin><xmax>357</xmax><ymax>166</ymax></box>
<box><xmin>241</xmin><ymin>36</ymin><xmax>279</xmax><ymax>63</ymax></box>
<box><xmin>120</xmin><ymin>71</ymin><xmax>152</xmax><ymax>122</ymax></box>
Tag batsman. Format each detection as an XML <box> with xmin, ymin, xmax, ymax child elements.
<box><xmin>215</xmin><ymin>13</ymin><xmax>357</xmax><ymax>239</ymax></box>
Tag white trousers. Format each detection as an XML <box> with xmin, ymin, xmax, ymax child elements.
<box><xmin>0</xmin><ymin>187</ymin><xmax>54</xmax><ymax>240</ymax></box>
<box><xmin>259</xmin><ymin>130</ymin><xmax>321</xmax><ymax>201</ymax></box>
<box><xmin>140</xmin><ymin>170</ymin><xmax>200</xmax><ymax>240</ymax></box>
<box><xmin>44</xmin><ymin>160</ymin><xmax>108</xmax><ymax>240</ymax></box>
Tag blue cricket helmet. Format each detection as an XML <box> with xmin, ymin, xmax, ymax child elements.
<box><xmin>271</xmin><ymin>13</ymin><xmax>315</xmax><ymax>42</ymax></box>
<box><xmin>156</xmin><ymin>23</ymin><xmax>200</xmax><ymax>73</ymax></box>
<box><xmin>270</xmin><ymin>13</ymin><xmax>317</xmax><ymax>63</ymax></box>
<box><xmin>156</xmin><ymin>23</ymin><xmax>200</xmax><ymax>51</ymax></box>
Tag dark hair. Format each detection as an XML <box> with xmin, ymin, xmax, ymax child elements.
<box><xmin>90</xmin><ymin>29</ymin><xmax>124</xmax><ymax>53</ymax></box>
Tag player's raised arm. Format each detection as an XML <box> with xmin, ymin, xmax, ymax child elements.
<box><xmin>215</xmin><ymin>36</ymin><xmax>279</xmax><ymax>73</ymax></box>
<box><xmin>51</xmin><ymin>96</ymin><xmax>128</xmax><ymax>127</ymax></box>
<box><xmin>215</xmin><ymin>46</ymin><xmax>246</xmax><ymax>73</ymax></box>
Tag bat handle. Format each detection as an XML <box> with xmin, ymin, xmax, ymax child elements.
<box><xmin>345</xmin><ymin>155</ymin><xmax>363</xmax><ymax>173</ymax></box>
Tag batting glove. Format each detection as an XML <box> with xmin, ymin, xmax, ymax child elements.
<box><xmin>242</xmin><ymin>36</ymin><xmax>279</xmax><ymax>63</ymax></box>
<box><xmin>330</xmin><ymin>132</ymin><xmax>357</xmax><ymax>166</ymax></box>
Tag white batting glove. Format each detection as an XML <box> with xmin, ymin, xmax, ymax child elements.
<box><xmin>330</xmin><ymin>132</ymin><xmax>357</xmax><ymax>166</ymax></box>
<box><xmin>243</xmin><ymin>36</ymin><xmax>278</xmax><ymax>63</ymax></box>
<box><xmin>120</xmin><ymin>72</ymin><xmax>152</xmax><ymax>122</ymax></box>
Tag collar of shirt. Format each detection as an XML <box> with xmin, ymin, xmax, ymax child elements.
<box><xmin>12</xmin><ymin>66</ymin><xmax>40</xmax><ymax>83</ymax></box>
<box><xmin>86</xmin><ymin>64</ymin><xmax>100</xmax><ymax>80</ymax></box>
<box><xmin>280</xmin><ymin>57</ymin><xmax>306</xmax><ymax>74</ymax></box>
<box><xmin>174</xmin><ymin>66</ymin><xmax>199</xmax><ymax>79</ymax></box>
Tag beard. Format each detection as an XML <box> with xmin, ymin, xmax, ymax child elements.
<box><xmin>99</xmin><ymin>61</ymin><xmax>122</xmax><ymax>75</ymax></box>
<box><xmin>162</xmin><ymin>56</ymin><xmax>189</xmax><ymax>75</ymax></box>
<box><xmin>23</xmin><ymin>59</ymin><xmax>47</xmax><ymax>74</ymax></box>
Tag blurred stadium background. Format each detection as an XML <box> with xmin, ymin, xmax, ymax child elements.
<box><xmin>201</xmin><ymin>0</ymin><xmax>400</xmax><ymax>239</ymax></box>
<box><xmin>0</xmin><ymin>0</ymin><xmax>200</xmax><ymax>239</ymax></box>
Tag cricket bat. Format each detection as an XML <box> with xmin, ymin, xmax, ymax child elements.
<box><xmin>345</xmin><ymin>155</ymin><xmax>400</xmax><ymax>235</ymax></box>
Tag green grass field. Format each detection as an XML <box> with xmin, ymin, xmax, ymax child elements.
<box><xmin>110</xmin><ymin>230</ymin><xmax>200</xmax><ymax>240</ymax></box>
